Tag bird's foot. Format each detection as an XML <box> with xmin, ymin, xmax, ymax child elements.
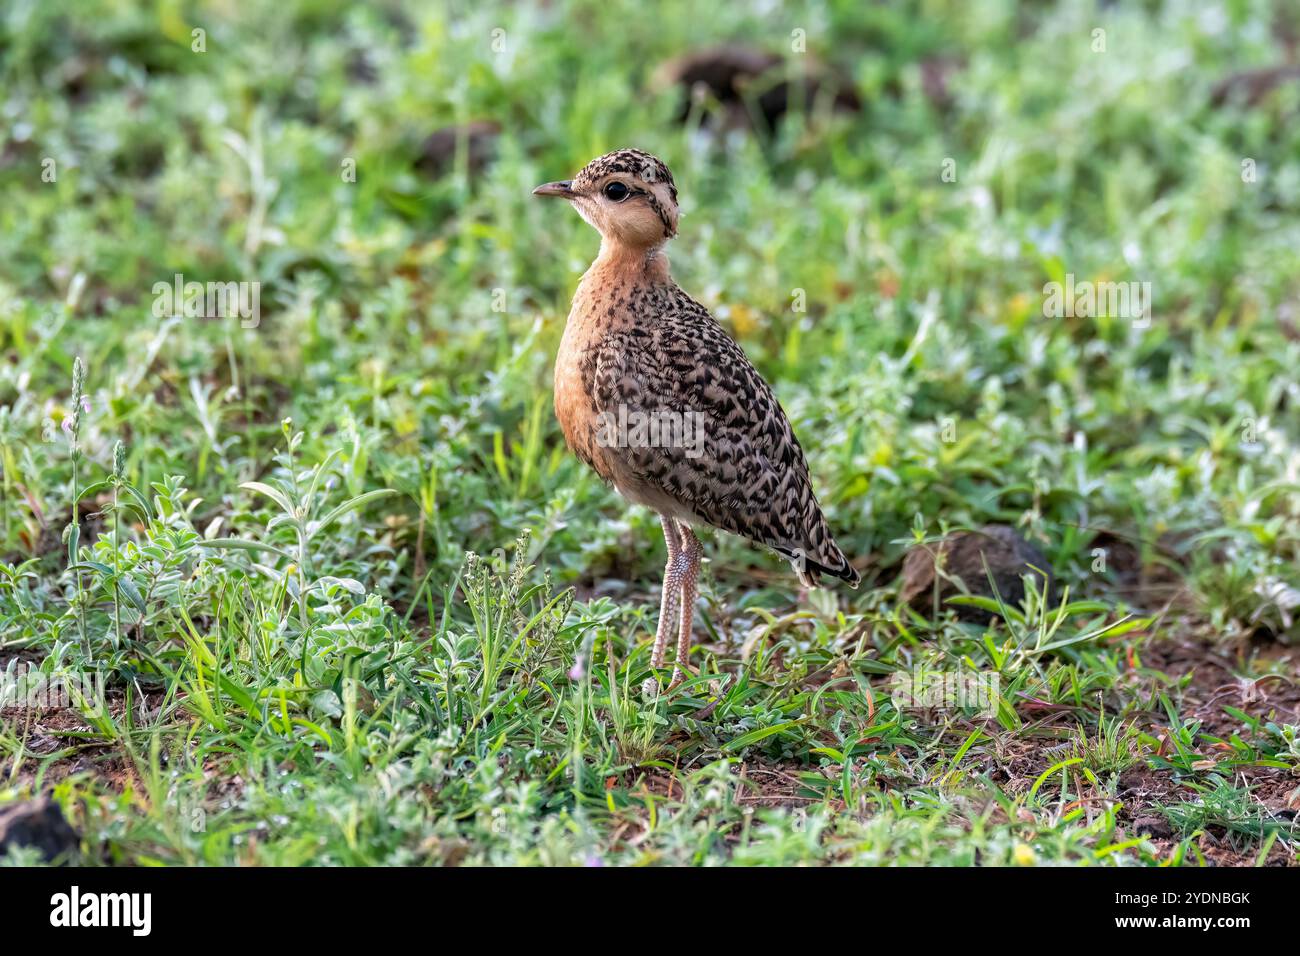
<box><xmin>641</xmin><ymin>676</ymin><xmax>661</xmax><ymax>699</ymax></box>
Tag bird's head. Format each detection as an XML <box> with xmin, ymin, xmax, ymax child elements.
<box><xmin>533</xmin><ymin>148</ymin><xmax>679</xmax><ymax>250</ymax></box>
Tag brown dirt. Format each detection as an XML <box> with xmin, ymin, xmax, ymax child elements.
<box><xmin>0</xmin><ymin>651</ymin><xmax>154</xmax><ymax>795</ymax></box>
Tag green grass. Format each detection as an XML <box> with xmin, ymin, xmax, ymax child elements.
<box><xmin>2</xmin><ymin>0</ymin><xmax>1299</xmax><ymax>866</ymax></box>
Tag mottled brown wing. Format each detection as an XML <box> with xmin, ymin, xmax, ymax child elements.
<box><xmin>590</xmin><ymin>294</ymin><xmax>858</xmax><ymax>586</ymax></box>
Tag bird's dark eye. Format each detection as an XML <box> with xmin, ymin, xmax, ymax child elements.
<box><xmin>603</xmin><ymin>181</ymin><xmax>630</xmax><ymax>202</ymax></box>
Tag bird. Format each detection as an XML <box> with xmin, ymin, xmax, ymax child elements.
<box><xmin>534</xmin><ymin>148</ymin><xmax>859</xmax><ymax>694</ymax></box>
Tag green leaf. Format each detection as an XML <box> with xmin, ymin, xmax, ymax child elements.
<box><xmin>1029</xmin><ymin>757</ymin><xmax>1082</xmax><ymax>799</ymax></box>
<box><xmin>75</xmin><ymin>479</ymin><xmax>111</xmax><ymax>504</ymax></box>
<box><xmin>66</xmin><ymin>522</ymin><xmax>80</xmax><ymax>567</ymax></box>
<box><xmin>240</xmin><ymin>481</ymin><xmax>296</xmax><ymax>515</ymax></box>
<box><xmin>122</xmin><ymin>483</ymin><xmax>155</xmax><ymax>520</ymax></box>
<box><xmin>312</xmin><ymin>488</ymin><xmax>396</xmax><ymax>536</ymax></box>
<box><xmin>946</xmin><ymin>595</ymin><xmax>1004</xmax><ymax>611</ymax></box>
<box><xmin>304</xmin><ymin>449</ymin><xmax>341</xmax><ymax>513</ymax></box>
<box><xmin>119</xmin><ymin>577</ymin><xmax>146</xmax><ymax>612</ymax></box>
<box><xmin>310</xmin><ymin>689</ymin><xmax>342</xmax><ymax>718</ymax></box>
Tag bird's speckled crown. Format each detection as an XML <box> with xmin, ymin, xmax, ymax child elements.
<box><xmin>572</xmin><ymin>148</ymin><xmax>678</xmax><ymax>204</ymax></box>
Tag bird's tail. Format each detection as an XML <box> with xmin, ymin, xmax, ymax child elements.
<box><xmin>779</xmin><ymin>537</ymin><xmax>860</xmax><ymax>589</ymax></box>
<box><xmin>794</xmin><ymin>547</ymin><xmax>861</xmax><ymax>589</ymax></box>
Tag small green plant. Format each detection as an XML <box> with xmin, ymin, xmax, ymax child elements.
<box><xmin>1071</xmin><ymin>713</ymin><xmax>1143</xmax><ymax>778</ymax></box>
<box><xmin>598</xmin><ymin>634</ymin><xmax>663</xmax><ymax>767</ymax></box>
<box><xmin>1263</xmin><ymin>722</ymin><xmax>1300</xmax><ymax>768</ymax></box>
<box><xmin>64</xmin><ymin>357</ymin><xmax>89</xmax><ymax>656</ymax></box>
<box><xmin>1159</xmin><ymin>780</ymin><xmax>1298</xmax><ymax>849</ymax></box>
<box><xmin>201</xmin><ymin>418</ymin><xmax>396</xmax><ymax>628</ymax></box>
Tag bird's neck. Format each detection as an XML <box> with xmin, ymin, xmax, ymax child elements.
<box><xmin>592</xmin><ymin>238</ymin><xmax>672</xmax><ymax>284</ymax></box>
<box><xmin>566</xmin><ymin>241</ymin><xmax>673</xmax><ymax>345</ymax></box>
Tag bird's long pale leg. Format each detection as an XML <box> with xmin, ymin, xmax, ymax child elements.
<box><xmin>649</xmin><ymin>515</ymin><xmax>684</xmax><ymax>675</ymax></box>
<box><xmin>668</xmin><ymin>524</ymin><xmax>703</xmax><ymax>690</ymax></box>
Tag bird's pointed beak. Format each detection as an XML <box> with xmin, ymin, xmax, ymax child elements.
<box><xmin>532</xmin><ymin>180</ymin><xmax>574</xmax><ymax>199</ymax></box>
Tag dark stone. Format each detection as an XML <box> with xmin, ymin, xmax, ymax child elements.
<box><xmin>1131</xmin><ymin>815</ymin><xmax>1173</xmax><ymax>839</ymax></box>
<box><xmin>1210</xmin><ymin>65</ymin><xmax>1300</xmax><ymax>108</ymax></box>
<box><xmin>415</xmin><ymin>121</ymin><xmax>501</xmax><ymax>178</ymax></box>
<box><xmin>898</xmin><ymin>525</ymin><xmax>1054</xmax><ymax>622</ymax></box>
<box><xmin>651</xmin><ymin>45</ymin><xmax>859</xmax><ymax>131</ymax></box>
<box><xmin>0</xmin><ymin>798</ymin><xmax>80</xmax><ymax>863</ymax></box>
